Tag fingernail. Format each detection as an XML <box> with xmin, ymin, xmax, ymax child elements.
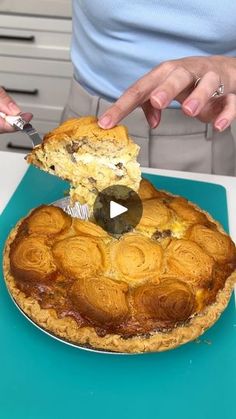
<box><xmin>184</xmin><ymin>99</ymin><xmax>199</xmax><ymax>115</ymax></box>
<box><xmin>8</xmin><ymin>102</ymin><xmax>21</xmax><ymax>114</ymax></box>
<box><xmin>151</xmin><ymin>91</ymin><xmax>168</xmax><ymax>108</ymax></box>
<box><xmin>98</xmin><ymin>114</ymin><xmax>112</xmax><ymax>129</ymax></box>
<box><xmin>149</xmin><ymin>109</ymin><xmax>161</xmax><ymax>128</ymax></box>
<box><xmin>149</xmin><ymin>115</ymin><xmax>158</xmax><ymax>129</ymax></box>
<box><xmin>215</xmin><ymin>118</ymin><xmax>229</xmax><ymax>131</ymax></box>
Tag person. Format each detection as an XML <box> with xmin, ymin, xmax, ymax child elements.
<box><xmin>62</xmin><ymin>0</ymin><xmax>236</xmax><ymax>175</ymax></box>
<box><xmin>1</xmin><ymin>1</ymin><xmax>236</xmax><ymax>175</ymax></box>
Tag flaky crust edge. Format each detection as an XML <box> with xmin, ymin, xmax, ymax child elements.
<box><xmin>3</xmin><ymin>204</ymin><xmax>236</xmax><ymax>354</ymax></box>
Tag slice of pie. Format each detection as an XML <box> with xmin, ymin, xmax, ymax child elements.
<box><xmin>3</xmin><ymin>179</ymin><xmax>236</xmax><ymax>353</ymax></box>
<box><xmin>26</xmin><ymin>116</ymin><xmax>141</xmax><ymax>206</ymax></box>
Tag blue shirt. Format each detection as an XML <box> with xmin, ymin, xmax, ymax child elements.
<box><xmin>71</xmin><ymin>0</ymin><xmax>236</xmax><ymax>102</ymax></box>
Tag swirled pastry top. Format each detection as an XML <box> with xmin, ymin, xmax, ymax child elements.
<box><xmin>5</xmin><ymin>178</ymin><xmax>236</xmax><ymax>348</ymax></box>
<box><xmin>26</xmin><ymin>116</ymin><xmax>141</xmax><ymax>206</ymax></box>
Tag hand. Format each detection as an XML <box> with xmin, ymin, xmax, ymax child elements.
<box><xmin>98</xmin><ymin>55</ymin><xmax>236</xmax><ymax>132</ymax></box>
<box><xmin>0</xmin><ymin>86</ymin><xmax>32</xmax><ymax>133</ymax></box>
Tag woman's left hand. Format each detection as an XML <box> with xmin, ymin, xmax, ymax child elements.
<box><xmin>98</xmin><ymin>55</ymin><xmax>236</xmax><ymax>132</ymax></box>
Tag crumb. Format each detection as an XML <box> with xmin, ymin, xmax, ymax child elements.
<box><xmin>203</xmin><ymin>339</ymin><xmax>212</xmax><ymax>345</ymax></box>
<box><xmin>195</xmin><ymin>338</ymin><xmax>212</xmax><ymax>345</ymax></box>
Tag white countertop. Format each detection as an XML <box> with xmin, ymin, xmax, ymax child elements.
<box><xmin>0</xmin><ymin>151</ymin><xmax>28</xmax><ymax>215</ymax></box>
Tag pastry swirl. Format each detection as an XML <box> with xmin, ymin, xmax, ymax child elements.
<box><xmin>169</xmin><ymin>197</ymin><xmax>208</xmax><ymax>224</ymax></box>
<box><xmin>138</xmin><ymin>179</ymin><xmax>170</xmax><ymax>201</ymax></box>
<box><xmin>52</xmin><ymin>236</ymin><xmax>108</xmax><ymax>279</ymax></box>
<box><xmin>110</xmin><ymin>233</ymin><xmax>163</xmax><ymax>285</ymax></box>
<box><xmin>137</xmin><ymin>198</ymin><xmax>172</xmax><ymax>231</ymax></box>
<box><xmin>69</xmin><ymin>276</ymin><xmax>129</xmax><ymax>327</ymax></box>
<box><xmin>163</xmin><ymin>239</ymin><xmax>214</xmax><ymax>287</ymax></box>
<box><xmin>10</xmin><ymin>236</ymin><xmax>56</xmax><ymax>282</ymax></box>
<box><xmin>73</xmin><ymin>219</ymin><xmax>110</xmax><ymax>238</ymax></box>
<box><xmin>133</xmin><ymin>279</ymin><xmax>196</xmax><ymax>324</ymax></box>
<box><xmin>187</xmin><ymin>224</ymin><xmax>236</xmax><ymax>264</ymax></box>
<box><xmin>27</xmin><ymin>205</ymin><xmax>71</xmax><ymax>236</ymax></box>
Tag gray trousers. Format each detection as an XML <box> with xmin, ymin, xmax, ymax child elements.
<box><xmin>62</xmin><ymin>78</ymin><xmax>236</xmax><ymax>176</ymax></box>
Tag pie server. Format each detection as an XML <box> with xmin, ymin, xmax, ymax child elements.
<box><xmin>0</xmin><ymin>111</ymin><xmax>89</xmax><ymax>218</ymax></box>
<box><xmin>0</xmin><ymin>111</ymin><xmax>42</xmax><ymax>147</ymax></box>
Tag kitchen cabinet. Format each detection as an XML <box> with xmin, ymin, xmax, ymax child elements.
<box><xmin>0</xmin><ymin>1</ymin><xmax>72</xmax><ymax>152</ymax></box>
<box><xmin>0</xmin><ymin>0</ymin><xmax>72</xmax><ymax>18</ymax></box>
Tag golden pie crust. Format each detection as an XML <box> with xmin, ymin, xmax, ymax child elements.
<box><xmin>3</xmin><ymin>180</ymin><xmax>236</xmax><ymax>353</ymax></box>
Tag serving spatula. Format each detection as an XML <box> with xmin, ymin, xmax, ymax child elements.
<box><xmin>0</xmin><ymin>111</ymin><xmax>42</xmax><ymax>147</ymax></box>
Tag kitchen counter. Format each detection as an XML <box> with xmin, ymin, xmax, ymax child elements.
<box><xmin>1</xmin><ymin>149</ymin><xmax>235</xmax><ymax>240</ymax></box>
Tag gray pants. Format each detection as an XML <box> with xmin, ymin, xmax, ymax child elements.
<box><xmin>62</xmin><ymin>78</ymin><xmax>236</xmax><ymax>176</ymax></box>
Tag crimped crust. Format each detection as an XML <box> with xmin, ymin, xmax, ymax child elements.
<box><xmin>3</xmin><ymin>201</ymin><xmax>236</xmax><ymax>354</ymax></box>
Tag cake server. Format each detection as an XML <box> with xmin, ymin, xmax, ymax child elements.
<box><xmin>53</xmin><ymin>196</ymin><xmax>89</xmax><ymax>220</ymax></box>
<box><xmin>0</xmin><ymin>111</ymin><xmax>42</xmax><ymax>147</ymax></box>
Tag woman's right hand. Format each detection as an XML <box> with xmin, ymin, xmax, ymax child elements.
<box><xmin>0</xmin><ymin>86</ymin><xmax>32</xmax><ymax>133</ymax></box>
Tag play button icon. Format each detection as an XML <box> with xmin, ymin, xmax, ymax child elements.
<box><xmin>110</xmin><ymin>201</ymin><xmax>127</xmax><ymax>218</ymax></box>
<box><xmin>93</xmin><ymin>185</ymin><xmax>143</xmax><ymax>234</ymax></box>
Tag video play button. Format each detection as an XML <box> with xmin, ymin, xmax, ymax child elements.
<box><xmin>110</xmin><ymin>201</ymin><xmax>127</xmax><ymax>218</ymax></box>
<box><xmin>93</xmin><ymin>185</ymin><xmax>143</xmax><ymax>234</ymax></box>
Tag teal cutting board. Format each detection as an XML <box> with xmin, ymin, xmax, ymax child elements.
<box><xmin>0</xmin><ymin>167</ymin><xmax>235</xmax><ymax>419</ymax></box>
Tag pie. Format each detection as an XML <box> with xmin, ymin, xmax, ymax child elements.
<box><xmin>3</xmin><ymin>179</ymin><xmax>236</xmax><ymax>353</ymax></box>
<box><xmin>26</xmin><ymin>116</ymin><xmax>141</xmax><ymax>207</ymax></box>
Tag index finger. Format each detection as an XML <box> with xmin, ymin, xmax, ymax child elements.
<box><xmin>98</xmin><ymin>66</ymin><xmax>168</xmax><ymax>129</ymax></box>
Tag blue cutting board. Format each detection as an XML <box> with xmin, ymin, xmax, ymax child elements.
<box><xmin>0</xmin><ymin>167</ymin><xmax>235</xmax><ymax>419</ymax></box>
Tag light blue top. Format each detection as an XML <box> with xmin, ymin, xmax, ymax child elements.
<box><xmin>71</xmin><ymin>0</ymin><xmax>236</xmax><ymax>103</ymax></box>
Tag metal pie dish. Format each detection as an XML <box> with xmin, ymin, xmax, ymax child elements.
<box><xmin>7</xmin><ymin>290</ymin><xmax>130</xmax><ymax>355</ymax></box>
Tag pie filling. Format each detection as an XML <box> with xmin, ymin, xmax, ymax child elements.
<box><xmin>27</xmin><ymin>117</ymin><xmax>141</xmax><ymax>207</ymax></box>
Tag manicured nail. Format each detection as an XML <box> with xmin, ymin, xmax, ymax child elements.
<box><xmin>151</xmin><ymin>91</ymin><xmax>168</xmax><ymax>108</ymax></box>
<box><xmin>8</xmin><ymin>101</ymin><xmax>21</xmax><ymax>114</ymax></box>
<box><xmin>149</xmin><ymin>109</ymin><xmax>161</xmax><ymax>128</ymax></box>
<box><xmin>98</xmin><ymin>114</ymin><xmax>112</xmax><ymax>128</ymax></box>
<box><xmin>215</xmin><ymin>118</ymin><xmax>229</xmax><ymax>131</ymax></box>
<box><xmin>149</xmin><ymin>115</ymin><xmax>158</xmax><ymax>128</ymax></box>
<box><xmin>184</xmin><ymin>99</ymin><xmax>199</xmax><ymax>115</ymax></box>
